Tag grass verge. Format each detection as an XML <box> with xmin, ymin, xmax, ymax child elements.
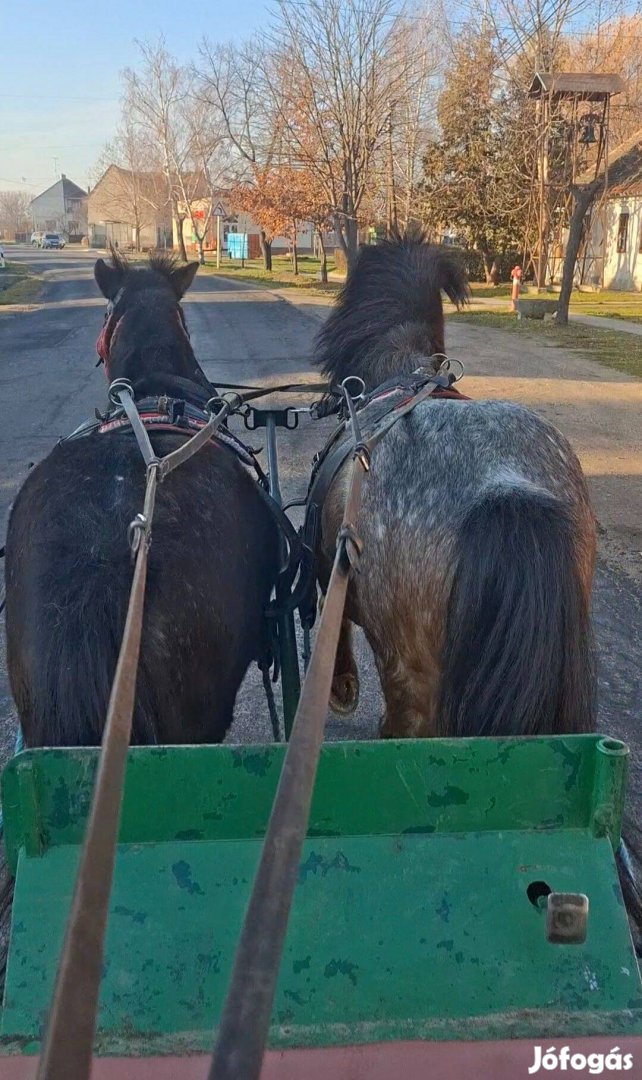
<box><xmin>469</xmin><ymin>283</ymin><xmax>513</xmax><ymax>299</ymax></box>
<box><xmin>469</xmin><ymin>284</ymin><xmax>642</xmax><ymax>323</ymax></box>
<box><xmin>450</xmin><ymin>310</ymin><xmax>642</xmax><ymax>379</ymax></box>
<box><xmin>198</xmin><ymin>254</ymin><xmax>341</xmax><ymax>293</ymax></box>
<box><xmin>0</xmin><ymin>262</ymin><xmax>42</xmax><ymax>306</ymax></box>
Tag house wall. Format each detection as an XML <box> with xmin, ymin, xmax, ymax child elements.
<box><xmin>87</xmin><ymin>167</ymin><xmax>171</xmax><ymax>250</ymax></box>
<box><xmin>30</xmin><ymin>186</ymin><xmax>65</xmax><ymax>232</ymax></box>
<box><xmin>601</xmin><ymin>197</ymin><xmax>642</xmax><ymax>291</ymax></box>
<box><xmin>65</xmin><ymin>195</ymin><xmax>87</xmax><ymax>239</ymax></box>
<box><xmin>30</xmin><ymin>179</ymin><xmax>87</xmax><ymax>237</ymax></box>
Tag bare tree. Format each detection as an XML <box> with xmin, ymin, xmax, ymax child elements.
<box><xmin>567</xmin><ymin>12</ymin><xmax>642</xmax><ymax>144</ymax></box>
<box><xmin>172</xmin><ymin>92</ymin><xmax>229</xmax><ymax>265</ymax></box>
<box><xmin>123</xmin><ymin>38</ymin><xmax>191</xmax><ymax>260</ymax></box>
<box><xmin>388</xmin><ymin>9</ymin><xmax>443</xmax><ymax>231</ymax></box>
<box><xmin>197</xmin><ymin>37</ymin><xmax>285</xmax><ymax>269</ymax></box>
<box><xmin>265</xmin><ymin>0</ymin><xmax>418</xmax><ymax>269</ymax></box>
<box><xmin>0</xmin><ymin>191</ymin><xmax>31</xmax><ymax>239</ymax></box>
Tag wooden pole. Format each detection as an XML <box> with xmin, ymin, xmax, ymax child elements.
<box><xmin>536</xmin><ymin>97</ymin><xmax>549</xmax><ymax>290</ymax></box>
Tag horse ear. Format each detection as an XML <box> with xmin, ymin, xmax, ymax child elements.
<box><xmin>169</xmin><ymin>261</ymin><xmax>199</xmax><ymax>299</ymax></box>
<box><xmin>94</xmin><ymin>258</ymin><xmax>123</xmax><ymax>300</ymax></box>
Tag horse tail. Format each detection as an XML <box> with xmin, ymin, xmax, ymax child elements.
<box><xmin>439</xmin><ymin>480</ymin><xmax>595</xmax><ymax>736</ymax></box>
<box><xmin>617</xmin><ymin>814</ymin><xmax>642</xmax><ymax>956</ymax></box>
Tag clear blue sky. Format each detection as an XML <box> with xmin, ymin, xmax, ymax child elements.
<box><xmin>0</xmin><ymin>0</ymin><xmax>275</xmax><ymax>194</ymax></box>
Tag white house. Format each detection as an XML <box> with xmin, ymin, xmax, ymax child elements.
<box><xmin>29</xmin><ymin>175</ymin><xmax>87</xmax><ymax>240</ymax></box>
<box><xmin>576</xmin><ymin>130</ymin><xmax>642</xmax><ymax>290</ymax></box>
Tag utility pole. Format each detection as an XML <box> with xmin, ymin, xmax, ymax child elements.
<box><xmin>535</xmin><ymin>96</ymin><xmax>549</xmax><ymax>290</ymax></box>
<box><xmin>386</xmin><ymin>111</ymin><xmax>397</xmax><ymax>237</ymax></box>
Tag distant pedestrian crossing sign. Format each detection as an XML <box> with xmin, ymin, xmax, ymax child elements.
<box><xmin>212</xmin><ymin>202</ymin><xmax>226</xmax><ymax>217</ymax></box>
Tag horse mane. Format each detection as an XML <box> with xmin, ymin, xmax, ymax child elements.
<box><xmin>313</xmin><ymin>230</ymin><xmax>470</xmax><ymax>388</ymax></box>
<box><xmin>147</xmin><ymin>250</ymin><xmax>187</xmax><ymax>280</ymax></box>
<box><xmin>107</xmin><ymin>244</ymin><xmax>187</xmax><ymax>286</ymax></box>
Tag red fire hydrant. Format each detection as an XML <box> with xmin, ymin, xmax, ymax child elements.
<box><xmin>511</xmin><ymin>265</ymin><xmax>522</xmax><ymax>311</ymax></box>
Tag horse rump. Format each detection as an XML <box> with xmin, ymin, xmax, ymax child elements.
<box><xmin>439</xmin><ymin>481</ymin><xmax>596</xmax><ymax>737</ymax></box>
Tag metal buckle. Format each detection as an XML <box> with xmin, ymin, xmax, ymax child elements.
<box><xmin>108</xmin><ymin>378</ymin><xmax>134</xmax><ymax>406</ymax></box>
<box><xmin>340</xmin><ymin>376</ymin><xmax>366</xmax><ymax>402</ymax></box>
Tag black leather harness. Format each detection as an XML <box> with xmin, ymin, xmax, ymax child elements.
<box><xmin>296</xmin><ymin>369</ymin><xmax>469</xmax><ymax>629</ymax></box>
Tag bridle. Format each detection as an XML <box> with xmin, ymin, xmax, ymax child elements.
<box><xmin>95</xmin><ymin>288</ymin><xmax>125</xmax><ymax>378</ymax></box>
<box><xmin>96</xmin><ymin>288</ymin><xmax>192</xmax><ymax>380</ymax></box>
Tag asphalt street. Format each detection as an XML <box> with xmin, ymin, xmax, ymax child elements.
<box><xmin>0</xmin><ymin>244</ymin><xmax>639</xmax><ymax>803</ymax></box>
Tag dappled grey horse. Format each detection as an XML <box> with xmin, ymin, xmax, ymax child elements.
<box><xmin>313</xmin><ymin>233</ymin><xmax>597</xmax><ymax>739</ymax></box>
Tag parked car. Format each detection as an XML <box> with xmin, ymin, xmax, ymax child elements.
<box><xmin>41</xmin><ymin>233</ymin><xmax>65</xmax><ymax>249</ymax></box>
<box><xmin>30</xmin><ymin>232</ymin><xmax>43</xmax><ymax>246</ymax></box>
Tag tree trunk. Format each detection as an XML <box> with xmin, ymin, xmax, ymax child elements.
<box><xmin>344</xmin><ymin>215</ymin><xmax>359</xmax><ymax>275</ymax></box>
<box><xmin>196</xmin><ymin>234</ymin><xmax>205</xmax><ymax>266</ymax></box>
<box><xmin>292</xmin><ymin>224</ymin><xmax>299</xmax><ymax>276</ymax></box>
<box><xmin>481</xmin><ymin>249</ymin><xmax>496</xmax><ymax>285</ymax></box>
<box><xmin>317</xmin><ymin>229</ymin><xmax>328</xmax><ymax>283</ymax></box>
<box><xmin>556</xmin><ymin>181</ymin><xmax>601</xmax><ymax>327</ymax></box>
<box><xmin>175</xmin><ymin>212</ymin><xmax>188</xmax><ymax>262</ymax></box>
<box><xmin>259</xmin><ymin>230</ymin><xmax>272</xmax><ymax>271</ymax></box>
<box><xmin>335</xmin><ymin>214</ymin><xmax>348</xmax><ymax>260</ymax></box>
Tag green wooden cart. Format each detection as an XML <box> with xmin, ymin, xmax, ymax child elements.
<box><xmin>1</xmin><ymin>733</ymin><xmax>641</xmax><ymax>1076</ymax></box>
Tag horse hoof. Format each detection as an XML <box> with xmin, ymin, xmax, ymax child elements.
<box><xmin>329</xmin><ymin>673</ymin><xmax>359</xmax><ymax>716</ymax></box>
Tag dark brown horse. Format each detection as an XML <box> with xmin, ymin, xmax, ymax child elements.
<box><xmin>4</xmin><ymin>251</ymin><xmax>280</xmax><ymax>746</ymax></box>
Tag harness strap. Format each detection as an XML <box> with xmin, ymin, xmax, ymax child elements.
<box><xmin>36</xmin><ymin>459</ymin><xmax>158</xmax><ymax>1080</ymax></box>
<box><xmin>111</xmin><ymin>381</ymin><xmax>158</xmax><ymax>468</ymax></box>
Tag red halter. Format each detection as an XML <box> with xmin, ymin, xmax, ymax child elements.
<box><xmin>96</xmin><ymin>288</ymin><xmax>125</xmax><ymax>380</ymax></box>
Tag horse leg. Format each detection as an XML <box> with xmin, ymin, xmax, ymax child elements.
<box><xmin>371</xmin><ymin>635</ymin><xmax>441</xmax><ymax>740</ymax></box>
<box><xmin>329</xmin><ymin>615</ymin><xmax>359</xmax><ymax>716</ymax></box>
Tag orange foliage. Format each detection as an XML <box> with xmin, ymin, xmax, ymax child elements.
<box><xmin>232</xmin><ymin>165</ymin><xmax>331</xmax><ymax>241</ymax></box>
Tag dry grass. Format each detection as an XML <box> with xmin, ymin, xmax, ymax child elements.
<box><xmin>450</xmin><ymin>310</ymin><xmax>642</xmax><ymax>379</ymax></box>
<box><xmin>0</xmin><ymin>262</ymin><xmax>42</xmax><ymax>306</ymax></box>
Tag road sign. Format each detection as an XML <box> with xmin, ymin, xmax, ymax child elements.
<box><xmin>212</xmin><ymin>202</ymin><xmax>226</xmax><ymax>217</ymax></box>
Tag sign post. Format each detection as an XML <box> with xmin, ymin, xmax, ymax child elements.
<box><xmin>212</xmin><ymin>202</ymin><xmax>225</xmax><ymax>270</ymax></box>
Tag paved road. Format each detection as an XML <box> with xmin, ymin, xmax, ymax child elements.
<box><xmin>0</xmin><ymin>244</ymin><xmax>640</xmax><ymax>801</ymax></box>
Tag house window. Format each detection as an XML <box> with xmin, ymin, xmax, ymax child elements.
<box><xmin>617</xmin><ymin>212</ymin><xmax>629</xmax><ymax>253</ymax></box>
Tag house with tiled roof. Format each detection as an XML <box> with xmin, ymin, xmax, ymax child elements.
<box><xmin>29</xmin><ymin>175</ymin><xmax>87</xmax><ymax>240</ymax></box>
<box><xmin>576</xmin><ymin>129</ymin><xmax>642</xmax><ymax>290</ymax></box>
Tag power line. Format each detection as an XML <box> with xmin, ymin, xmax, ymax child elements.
<box><xmin>2</xmin><ymin>93</ymin><xmax>119</xmax><ymax>103</ymax></box>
